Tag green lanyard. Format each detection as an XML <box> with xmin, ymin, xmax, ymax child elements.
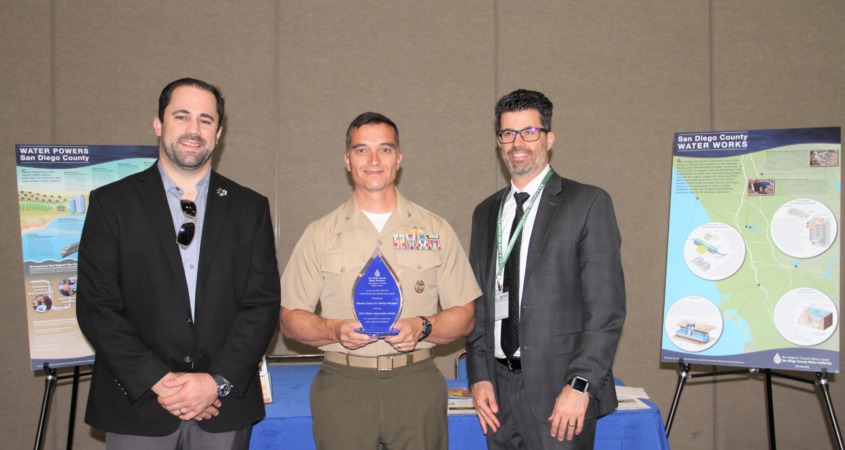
<box><xmin>496</xmin><ymin>168</ymin><xmax>554</xmax><ymax>279</ymax></box>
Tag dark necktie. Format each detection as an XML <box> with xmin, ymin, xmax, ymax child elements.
<box><xmin>501</xmin><ymin>192</ymin><xmax>531</xmax><ymax>359</ymax></box>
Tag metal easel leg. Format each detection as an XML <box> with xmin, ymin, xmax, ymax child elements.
<box><xmin>765</xmin><ymin>369</ymin><xmax>776</xmax><ymax>450</ymax></box>
<box><xmin>817</xmin><ymin>370</ymin><xmax>844</xmax><ymax>450</ymax></box>
<box><xmin>34</xmin><ymin>362</ymin><xmax>58</xmax><ymax>450</ymax></box>
<box><xmin>66</xmin><ymin>365</ymin><xmax>81</xmax><ymax>450</ymax></box>
<box><xmin>665</xmin><ymin>360</ymin><xmax>691</xmax><ymax>437</ymax></box>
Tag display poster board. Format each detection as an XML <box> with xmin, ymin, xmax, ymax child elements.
<box><xmin>662</xmin><ymin>128</ymin><xmax>841</xmax><ymax>372</ymax></box>
<box><xmin>16</xmin><ymin>145</ymin><xmax>158</xmax><ymax>370</ymax></box>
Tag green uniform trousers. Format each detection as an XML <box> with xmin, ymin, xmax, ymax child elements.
<box><xmin>310</xmin><ymin>357</ymin><xmax>448</xmax><ymax>450</ymax></box>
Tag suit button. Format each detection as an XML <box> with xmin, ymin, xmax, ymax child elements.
<box><xmin>186</xmin><ymin>318</ymin><xmax>192</xmax><ymax>324</ymax></box>
<box><xmin>184</xmin><ymin>356</ymin><xmax>192</xmax><ymax>363</ymax></box>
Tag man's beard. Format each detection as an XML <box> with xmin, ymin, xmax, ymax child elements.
<box><xmin>162</xmin><ymin>134</ymin><xmax>214</xmax><ymax>171</ymax></box>
<box><xmin>504</xmin><ymin>146</ymin><xmax>546</xmax><ymax>178</ymax></box>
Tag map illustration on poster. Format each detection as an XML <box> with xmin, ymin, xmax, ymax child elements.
<box><xmin>16</xmin><ymin>145</ymin><xmax>158</xmax><ymax>370</ymax></box>
<box><xmin>662</xmin><ymin>127</ymin><xmax>841</xmax><ymax>372</ymax></box>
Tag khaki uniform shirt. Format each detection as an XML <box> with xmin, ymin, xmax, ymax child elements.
<box><xmin>281</xmin><ymin>189</ymin><xmax>482</xmax><ymax>356</ymax></box>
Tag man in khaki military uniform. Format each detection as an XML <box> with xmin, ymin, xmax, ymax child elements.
<box><xmin>280</xmin><ymin>112</ymin><xmax>481</xmax><ymax>450</ymax></box>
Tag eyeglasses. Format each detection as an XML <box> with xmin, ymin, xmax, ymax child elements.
<box><xmin>496</xmin><ymin>126</ymin><xmax>549</xmax><ymax>144</ymax></box>
<box><xmin>177</xmin><ymin>200</ymin><xmax>197</xmax><ymax>249</ymax></box>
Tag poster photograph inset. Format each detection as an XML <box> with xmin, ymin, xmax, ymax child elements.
<box><xmin>662</xmin><ymin>127</ymin><xmax>840</xmax><ymax>373</ymax></box>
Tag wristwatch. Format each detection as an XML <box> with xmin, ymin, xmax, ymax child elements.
<box><xmin>210</xmin><ymin>372</ymin><xmax>233</xmax><ymax>398</ymax></box>
<box><xmin>570</xmin><ymin>376</ymin><xmax>589</xmax><ymax>394</ymax></box>
<box><xmin>418</xmin><ymin>316</ymin><xmax>432</xmax><ymax>341</ymax></box>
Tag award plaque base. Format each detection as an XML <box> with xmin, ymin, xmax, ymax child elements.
<box><xmin>355</xmin><ymin>329</ymin><xmax>400</xmax><ymax>337</ymax></box>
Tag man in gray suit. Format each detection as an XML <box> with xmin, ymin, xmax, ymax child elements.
<box><xmin>466</xmin><ymin>89</ymin><xmax>626</xmax><ymax>449</ymax></box>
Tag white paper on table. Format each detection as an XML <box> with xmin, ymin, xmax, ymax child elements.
<box><xmin>615</xmin><ymin>386</ymin><xmax>650</xmax><ymax>400</ymax></box>
<box><xmin>615</xmin><ymin>397</ymin><xmax>650</xmax><ymax>410</ymax></box>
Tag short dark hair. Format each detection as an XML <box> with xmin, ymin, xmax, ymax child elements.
<box><xmin>495</xmin><ymin>89</ymin><xmax>553</xmax><ymax>131</ymax></box>
<box><xmin>158</xmin><ymin>78</ymin><xmax>225</xmax><ymax>130</ymax></box>
<box><xmin>345</xmin><ymin>112</ymin><xmax>400</xmax><ymax>150</ymax></box>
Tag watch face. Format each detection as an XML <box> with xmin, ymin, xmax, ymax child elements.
<box><xmin>571</xmin><ymin>377</ymin><xmax>588</xmax><ymax>393</ymax></box>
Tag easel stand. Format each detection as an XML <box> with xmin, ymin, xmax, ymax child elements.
<box><xmin>664</xmin><ymin>359</ymin><xmax>843</xmax><ymax>450</ymax></box>
<box><xmin>33</xmin><ymin>363</ymin><xmax>91</xmax><ymax>450</ymax></box>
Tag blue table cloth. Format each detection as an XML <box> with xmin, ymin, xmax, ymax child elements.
<box><xmin>250</xmin><ymin>364</ymin><xmax>669</xmax><ymax>450</ymax></box>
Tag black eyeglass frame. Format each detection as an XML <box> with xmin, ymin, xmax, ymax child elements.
<box><xmin>176</xmin><ymin>200</ymin><xmax>197</xmax><ymax>249</ymax></box>
<box><xmin>496</xmin><ymin>126</ymin><xmax>550</xmax><ymax>144</ymax></box>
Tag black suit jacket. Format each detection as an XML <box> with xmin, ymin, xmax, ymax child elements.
<box><xmin>77</xmin><ymin>164</ymin><xmax>280</xmax><ymax>435</ymax></box>
<box><xmin>466</xmin><ymin>172</ymin><xmax>626</xmax><ymax>421</ymax></box>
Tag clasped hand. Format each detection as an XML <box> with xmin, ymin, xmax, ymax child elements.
<box><xmin>336</xmin><ymin>318</ymin><xmax>422</xmax><ymax>352</ymax></box>
<box><xmin>152</xmin><ymin>372</ymin><xmax>221</xmax><ymax>421</ymax></box>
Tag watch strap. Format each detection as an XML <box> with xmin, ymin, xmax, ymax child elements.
<box><xmin>418</xmin><ymin>316</ymin><xmax>432</xmax><ymax>341</ymax></box>
<box><xmin>210</xmin><ymin>372</ymin><xmax>232</xmax><ymax>397</ymax></box>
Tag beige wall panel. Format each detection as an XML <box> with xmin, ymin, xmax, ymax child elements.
<box><xmin>497</xmin><ymin>1</ymin><xmax>714</xmax><ymax>448</ymax></box>
<box><xmin>712</xmin><ymin>0</ymin><xmax>845</xmax><ymax>131</ymax></box>
<box><xmin>0</xmin><ymin>2</ymin><xmax>58</xmax><ymax>449</ymax></box>
<box><xmin>270</xmin><ymin>0</ymin><xmax>495</xmax><ymax>365</ymax></box>
<box><xmin>52</xmin><ymin>0</ymin><xmax>278</xmax><ymax>203</ymax></box>
<box><xmin>712</xmin><ymin>1</ymin><xmax>845</xmax><ymax>448</ymax></box>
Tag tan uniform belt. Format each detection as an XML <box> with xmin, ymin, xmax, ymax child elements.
<box><xmin>323</xmin><ymin>348</ymin><xmax>433</xmax><ymax>371</ymax></box>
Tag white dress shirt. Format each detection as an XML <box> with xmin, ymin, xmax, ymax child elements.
<box><xmin>494</xmin><ymin>164</ymin><xmax>551</xmax><ymax>359</ymax></box>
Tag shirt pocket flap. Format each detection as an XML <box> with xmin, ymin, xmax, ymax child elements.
<box><xmin>320</xmin><ymin>253</ymin><xmax>363</xmax><ymax>275</ymax></box>
<box><xmin>395</xmin><ymin>252</ymin><xmax>442</xmax><ymax>272</ymax></box>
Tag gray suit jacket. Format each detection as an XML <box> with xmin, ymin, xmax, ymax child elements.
<box><xmin>466</xmin><ymin>172</ymin><xmax>626</xmax><ymax>421</ymax></box>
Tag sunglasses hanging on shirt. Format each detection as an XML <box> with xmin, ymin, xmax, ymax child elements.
<box><xmin>177</xmin><ymin>200</ymin><xmax>197</xmax><ymax>249</ymax></box>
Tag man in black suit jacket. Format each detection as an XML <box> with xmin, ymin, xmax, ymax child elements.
<box><xmin>466</xmin><ymin>89</ymin><xmax>626</xmax><ymax>449</ymax></box>
<box><xmin>77</xmin><ymin>78</ymin><xmax>280</xmax><ymax>449</ymax></box>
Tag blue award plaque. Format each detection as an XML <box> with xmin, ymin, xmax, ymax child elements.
<box><xmin>352</xmin><ymin>248</ymin><xmax>404</xmax><ymax>337</ymax></box>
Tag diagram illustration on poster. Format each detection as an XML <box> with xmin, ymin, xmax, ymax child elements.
<box><xmin>662</xmin><ymin>127</ymin><xmax>841</xmax><ymax>372</ymax></box>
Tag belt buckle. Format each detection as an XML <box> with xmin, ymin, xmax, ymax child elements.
<box><xmin>507</xmin><ymin>359</ymin><xmax>514</xmax><ymax>371</ymax></box>
<box><xmin>377</xmin><ymin>355</ymin><xmax>394</xmax><ymax>371</ymax></box>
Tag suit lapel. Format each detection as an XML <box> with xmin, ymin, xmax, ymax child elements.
<box><xmin>136</xmin><ymin>165</ymin><xmax>191</xmax><ymax>306</ymax></box>
<box><xmin>524</xmin><ymin>172</ymin><xmax>564</xmax><ymax>281</ymax></box>
<box><xmin>195</xmin><ymin>172</ymin><xmax>229</xmax><ymax>318</ymax></box>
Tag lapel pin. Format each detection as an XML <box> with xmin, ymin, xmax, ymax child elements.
<box><xmin>217</xmin><ymin>188</ymin><xmax>227</xmax><ymax>197</ymax></box>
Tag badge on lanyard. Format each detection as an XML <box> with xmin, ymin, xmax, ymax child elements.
<box><xmin>495</xmin><ymin>277</ymin><xmax>509</xmax><ymax>321</ymax></box>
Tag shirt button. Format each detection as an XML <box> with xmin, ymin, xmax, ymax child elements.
<box><xmin>378</xmin><ymin>240</ymin><xmax>383</xmax><ymax>245</ymax></box>
<box><xmin>190</xmin><ymin>264</ymin><xmax>195</xmax><ymax>269</ymax></box>
<box><xmin>340</xmin><ymin>268</ymin><xmax>344</xmax><ymax>273</ymax></box>
<box><xmin>184</xmin><ymin>356</ymin><xmax>192</xmax><ymax>363</ymax></box>
<box><xmin>417</xmin><ymin>265</ymin><xmax>422</xmax><ymax>270</ymax></box>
